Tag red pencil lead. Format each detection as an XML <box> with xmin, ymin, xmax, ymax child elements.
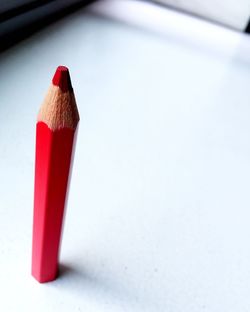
<box><xmin>52</xmin><ymin>65</ymin><xmax>73</xmax><ymax>92</ymax></box>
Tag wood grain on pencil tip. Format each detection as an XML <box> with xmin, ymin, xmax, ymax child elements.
<box><xmin>38</xmin><ymin>66</ymin><xmax>79</xmax><ymax>130</ymax></box>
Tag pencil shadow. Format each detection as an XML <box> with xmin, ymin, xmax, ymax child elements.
<box><xmin>58</xmin><ymin>263</ymin><xmax>76</xmax><ymax>279</ymax></box>
<box><xmin>51</xmin><ymin>262</ymin><xmax>152</xmax><ymax>311</ymax></box>
<box><xmin>57</xmin><ymin>262</ymin><xmax>125</xmax><ymax>292</ymax></box>
<box><xmin>58</xmin><ymin>264</ymin><xmax>74</xmax><ymax>278</ymax></box>
<box><xmin>57</xmin><ymin>263</ymin><xmax>98</xmax><ymax>284</ymax></box>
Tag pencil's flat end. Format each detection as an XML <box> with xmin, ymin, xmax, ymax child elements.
<box><xmin>32</xmin><ymin>270</ymin><xmax>58</xmax><ymax>283</ymax></box>
<box><xmin>52</xmin><ymin>66</ymin><xmax>73</xmax><ymax>92</ymax></box>
<box><xmin>32</xmin><ymin>262</ymin><xmax>59</xmax><ymax>283</ymax></box>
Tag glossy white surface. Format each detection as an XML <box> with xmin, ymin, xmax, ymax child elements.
<box><xmin>0</xmin><ymin>1</ymin><xmax>250</xmax><ymax>311</ymax></box>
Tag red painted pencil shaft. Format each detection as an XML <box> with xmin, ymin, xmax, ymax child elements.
<box><xmin>32</xmin><ymin>66</ymin><xmax>79</xmax><ymax>283</ymax></box>
<box><xmin>32</xmin><ymin>123</ymin><xmax>76</xmax><ymax>282</ymax></box>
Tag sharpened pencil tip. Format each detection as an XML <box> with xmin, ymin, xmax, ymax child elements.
<box><xmin>52</xmin><ymin>66</ymin><xmax>73</xmax><ymax>92</ymax></box>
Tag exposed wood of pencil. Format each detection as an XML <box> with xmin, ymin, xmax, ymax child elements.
<box><xmin>32</xmin><ymin>66</ymin><xmax>79</xmax><ymax>283</ymax></box>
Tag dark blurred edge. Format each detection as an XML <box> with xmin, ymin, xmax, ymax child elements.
<box><xmin>245</xmin><ymin>19</ymin><xmax>250</xmax><ymax>33</ymax></box>
<box><xmin>0</xmin><ymin>0</ymin><xmax>96</xmax><ymax>53</ymax></box>
<box><xmin>0</xmin><ymin>0</ymin><xmax>53</xmax><ymax>22</ymax></box>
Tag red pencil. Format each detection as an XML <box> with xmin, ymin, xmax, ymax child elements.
<box><xmin>32</xmin><ymin>66</ymin><xmax>79</xmax><ymax>283</ymax></box>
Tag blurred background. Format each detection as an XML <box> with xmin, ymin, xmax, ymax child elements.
<box><xmin>1</xmin><ymin>0</ymin><xmax>250</xmax><ymax>52</ymax></box>
<box><xmin>152</xmin><ymin>0</ymin><xmax>250</xmax><ymax>30</ymax></box>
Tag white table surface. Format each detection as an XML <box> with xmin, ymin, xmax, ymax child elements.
<box><xmin>1</xmin><ymin>0</ymin><xmax>250</xmax><ymax>311</ymax></box>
